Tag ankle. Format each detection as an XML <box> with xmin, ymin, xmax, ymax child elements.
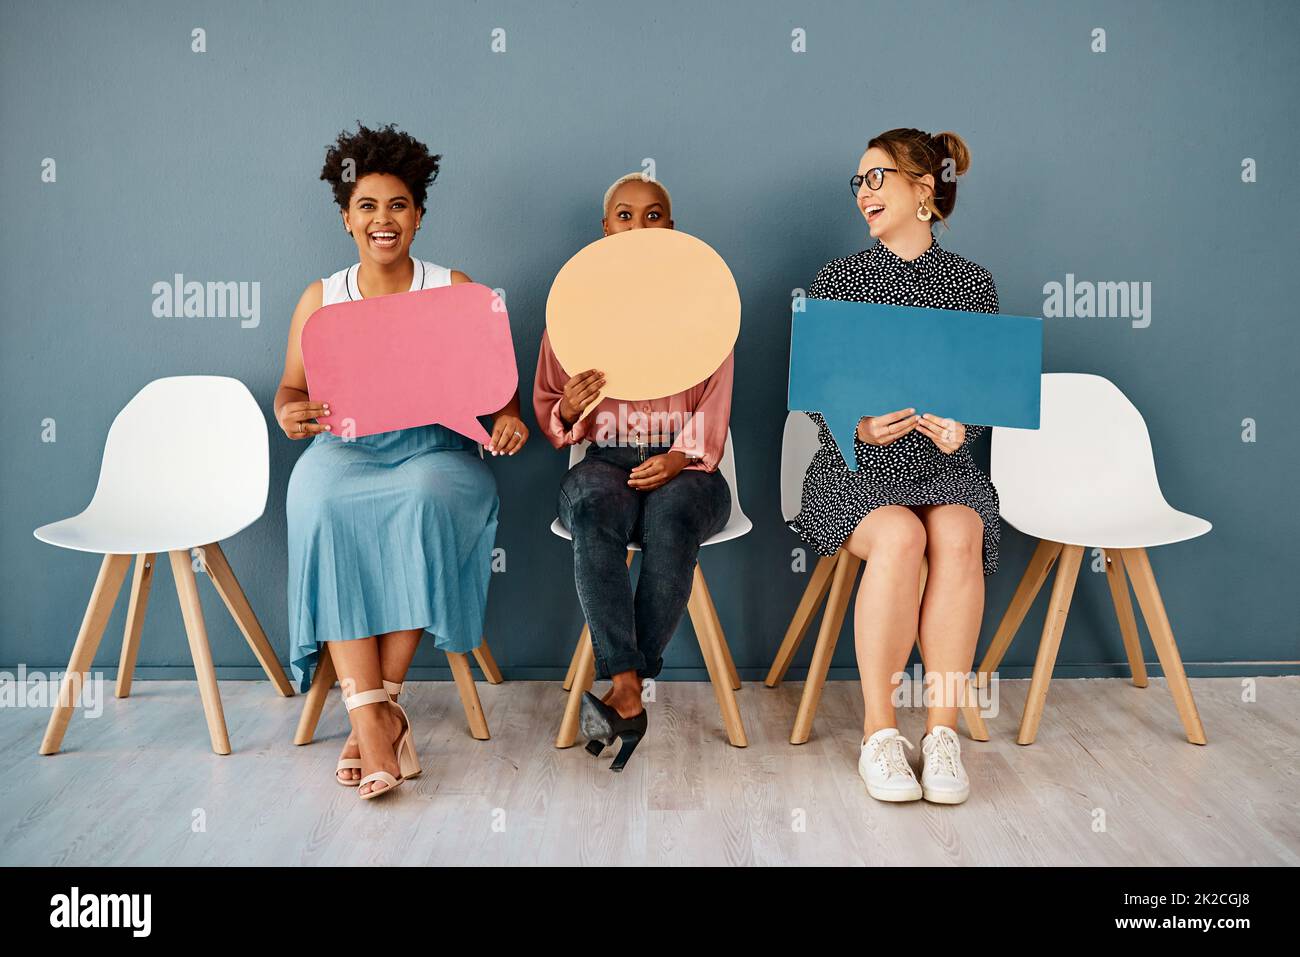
<box><xmin>352</xmin><ymin>702</ymin><xmax>399</xmax><ymax>737</ymax></box>
<box><xmin>864</xmin><ymin>720</ymin><xmax>898</xmax><ymax>740</ymax></box>
<box><xmin>607</xmin><ymin>673</ymin><xmax>643</xmax><ymax>715</ymax></box>
<box><xmin>607</xmin><ymin>688</ymin><xmax>644</xmax><ymax>718</ymax></box>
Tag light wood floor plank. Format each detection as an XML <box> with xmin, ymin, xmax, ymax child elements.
<box><xmin>0</xmin><ymin>678</ymin><xmax>1295</xmax><ymax>866</ymax></box>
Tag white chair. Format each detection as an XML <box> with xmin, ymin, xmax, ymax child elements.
<box><xmin>764</xmin><ymin>412</ymin><xmax>989</xmax><ymax>743</ymax></box>
<box><xmin>553</xmin><ymin>429</ymin><xmax>752</xmax><ymax>748</ymax></box>
<box><xmin>976</xmin><ymin>373</ymin><xmax>1211</xmax><ymax>744</ymax></box>
<box><xmin>34</xmin><ymin>375</ymin><xmax>294</xmax><ymax>756</ymax></box>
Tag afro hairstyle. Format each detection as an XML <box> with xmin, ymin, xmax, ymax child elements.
<box><xmin>319</xmin><ymin>121</ymin><xmax>441</xmax><ymax>214</ymax></box>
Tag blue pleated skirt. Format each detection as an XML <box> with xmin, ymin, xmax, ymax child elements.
<box><xmin>285</xmin><ymin>423</ymin><xmax>499</xmax><ymax>692</ymax></box>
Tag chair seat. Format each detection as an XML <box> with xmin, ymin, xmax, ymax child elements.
<box><xmin>34</xmin><ymin>506</ymin><xmax>257</xmax><ymax>555</ymax></box>
<box><xmin>1000</xmin><ymin>500</ymin><xmax>1211</xmax><ymax>550</ymax></box>
<box><xmin>549</xmin><ymin>513</ymin><xmax>753</xmax><ymax>550</ymax></box>
<box><xmin>549</xmin><ymin>428</ymin><xmax>750</xmax><ymax>552</ymax></box>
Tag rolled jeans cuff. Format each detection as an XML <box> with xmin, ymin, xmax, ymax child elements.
<box><xmin>593</xmin><ymin>645</ymin><xmax>646</xmax><ymax>681</ymax></box>
<box><xmin>637</xmin><ymin>655</ymin><xmax>665</xmax><ymax>681</ymax></box>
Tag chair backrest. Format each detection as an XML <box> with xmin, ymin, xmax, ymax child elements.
<box><xmin>776</xmin><ymin>409</ymin><xmax>928</xmax><ymax>585</ymax></box>
<box><xmin>85</xmin><ymin>375</ymin><xmax>268</xmax><ymax>531</ymax></box>
<box><xmin>780</xmin><ymin>411</ymin><xmax>821</xmax><ymax>522</ymax></box>
<box><xmin>991</xmin><ymin>373</ymin><xmax>1172</xmax><ymax>521</ymax></box>
<box><xmin>568</xmin><ymin>427</ymin><xmax>746</xmax><ymax>528</ymax></box>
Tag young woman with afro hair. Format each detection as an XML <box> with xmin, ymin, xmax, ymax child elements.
<box><xmin>274</xmin><ymin>122</ymin><xmax>529</xmax><ymax>800</ymax></box>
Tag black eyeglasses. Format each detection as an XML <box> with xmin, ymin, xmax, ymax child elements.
<box><xmin>850</xmin><ymin>167</ymin><xmax>899</xmax><ymax>195</ymax></box>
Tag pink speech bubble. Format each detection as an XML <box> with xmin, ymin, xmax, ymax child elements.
<box><xmin>301</xmin><ymin>283</ymin><xmax>517</xmax><ymax>445</ymax></box>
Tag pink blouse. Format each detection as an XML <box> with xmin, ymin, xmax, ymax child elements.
<box><xmin>532</xmin><ymin>329</ymin><xmax>733</xmax><ymax>473</ymax></box>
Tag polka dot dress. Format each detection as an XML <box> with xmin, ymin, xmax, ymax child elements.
<box><xmin>787</xmin><ymin>237</ymin><xmax>1002</xmax><ymax>576</ymax></box>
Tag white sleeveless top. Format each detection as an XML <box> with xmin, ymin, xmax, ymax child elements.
<box><xmin>321</xmin><ymin>256</ymin><xmax>452</xmax><ymax>305</ymax></box>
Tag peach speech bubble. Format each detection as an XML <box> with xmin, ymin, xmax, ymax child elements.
<box><xmin>301</xmin><ymin>283</ymin><xmax>517</xmax><ymax>445</ymax></box>
<box><xmin>545</xmin><ymin>228</ymin><xmax>740</xmax><ymax>419</ymax></box>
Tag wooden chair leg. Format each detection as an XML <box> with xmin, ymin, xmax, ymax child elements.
<box><xmin>169</xmin><ymin>550</ymin><xmax>231</xmax><ymax>755</ymax></box>
<box><xmin>294</xmin><ymin>642</ymin><xmax>336</xmax><ymax>745</ymax></box>
<box><xmin>765</xmin><ymin>552</ymin><xmax>839</xmax><ymax>687</ymax></box>
<box><xmin>694</xmin><ymin>565</ymin><xmax>740</xmax><ymax>690</ymax></box>
<box><xmin>40</xmin><ymin>553</ymin><xmax>132</xmax><ymax>755</ymax></box>
<box><xmin>1103</xmin><ymin>549</ymin><xmax>1149</xmax><ymax>687</ymax></box>
<box><xmin>1017</xmin><ymin>544</ymin><xmax>1084</xmax><ymax>745</ymax></box>
<box><xmin>472</xmin><ymin>639</ymin><xmax>504</xmax><ymax>685</ymax></box>
<box><xmin>556</xmin><ymin>626</ymin><xmax>595</xmax><ymax>748</ymax></box>
<box><xmin>561</xmin><ymin>623</ymin><xmax>589</xmax><ymax>693</ymax></box>
<box><xmin>116</xmin><ymin>553</ymin><xmax>156</xmax><ymax>698</ymax></box>
<box><xmin>687</xmin><ymin>565</ymin><xmax>748</xmax><ymax>747</ymax></box>
<box><xmin>959</xmin><ymin>677</ymin><xmax>990</xmax><ymax>741</ymax></box>
<box><xmin>975</xmin><ymin>539</ymin><xmax>1062</xmax><ymax>687</ymax></box>
<box><xmin>791</xmin><ymin>552</ymin><xmax>862</xmax><ymax>744</ymax></box>
<box><xmin>1118</xmin><ymin>547</ymin><xmax>1207</xmax><ymax>745</ymax></box>
<box><xmin>201</xmin><ymin>541</ymin><xmax>293</xmax><ymax>697</ymax></box>
<box><xmin>448</xmin><ymin>651</ymin><xmax>490</xmax><ymax>740</ymax></box>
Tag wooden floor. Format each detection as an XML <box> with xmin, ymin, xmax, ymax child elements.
<box><xmin>0</xmin><ymin>677</ymin><xmax>1295</xmax><ymax>866</ymax></box>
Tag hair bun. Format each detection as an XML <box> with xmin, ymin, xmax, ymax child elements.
<box><xmin>930</xmin><ymin>130</ymin><xmax>971</xmax><ymax>177</ymax></box>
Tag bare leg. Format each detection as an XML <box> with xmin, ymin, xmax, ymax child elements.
<box><xmin>336</xmin><ymin>628</ymin><xmax>423</xmax><ymax>783</ymax></box>
<box><xmin>378</xmin><ymin>628</ymin><xmax>423</xmax><ymax>683</ymax></box>
<box><xmin>842</xmin><ymin>506</ymin><xmax>927</xmax><ymax>738</ymax></box>
<box><xmin>328</xmin><ymin>637</ymin><xmax>402</xmax><ymax>796</ymax></box>
<box><xmin>912</xmin><ymin>505</ymin><xmax>985</xmax><ymax>733</ymax></box>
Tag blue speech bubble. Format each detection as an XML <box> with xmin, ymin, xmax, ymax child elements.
<box><xmin>788</xmin><ymin>299</ymin><xmax>1041</xmax><ymax>470</ymax></box>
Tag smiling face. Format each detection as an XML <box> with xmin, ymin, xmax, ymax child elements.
<box><xmin>341</xmin><ymin>172</ymin><xmax>422</xmax><ymax>264</ymax></box>
<box><xmin>855</xmin><ymin>145</ymin><xmax>934</xmax><ymax>242</ymax></box>
<box><xmin>603</xmin><ymin>178</ymin><xmax>674</xmax><ymax>234</ymax></box>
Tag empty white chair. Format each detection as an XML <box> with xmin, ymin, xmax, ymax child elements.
<box><xmin>553</xmin><ymin>429</ymin><xmax>751</xmax><ymax>748</ymax></box>
<box><xmin>976</xmin><ymin>373</ymin><xmax>1211</xmax><ymax>744</ymax></box>
<box><xmin>764</xmin><ymin>412</ymin><xmax>988</xmax><ymax>743</ymax></box>
<box><xmin>34</xmin><ymin>375</ymin><xmax>294</xmax><ymax>756</ymax></box>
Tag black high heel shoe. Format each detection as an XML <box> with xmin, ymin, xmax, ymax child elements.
<box><xmin>579</xmin><ymin>691</ymin><xmax>648</xmax><ymax>772</ymax></box>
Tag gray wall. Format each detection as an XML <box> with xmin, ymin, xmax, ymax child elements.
<box><xmin>3</xmin><ymin>0</ymin><xmax>1296</xmax><ymax>681</ymax></box>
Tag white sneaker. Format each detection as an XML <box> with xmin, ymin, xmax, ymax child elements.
<box><xmin>920</xmin><ymin>726</ymin><xmax>971</xmax><ymax>805</ymax></box>
<box><xmin>858</xmin><ymin>728</ymin><xmax>923</xmax><ymax>802</ymax></box>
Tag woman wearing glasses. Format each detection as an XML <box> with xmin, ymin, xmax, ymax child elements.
<box><xmin>788</xmin><ymin>128</ymin><xmax>1000</xmax><ymax>805</ymax></box>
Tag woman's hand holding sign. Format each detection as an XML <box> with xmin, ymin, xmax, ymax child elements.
<box><xmin>856</xmin><ymin>407</ymin><xmax>963</xmax><ymax>453</ymax></box>
<box><xmin>558</xmin><ymin>369</ymin><xmax>606</xmax><ymax>427</ymax></box>
<box><xmin>487</xmin><ymin>411</ymin><xmax>529</xmax><ymax>456</ymax></box>
<box><xmin>279</xmin><ymin>399</ymin><xmax>332</xmax><ymax>440</ymax></box>
<box><xmin>856</xmin><ymin>407</ymin><xmax>917</xmax><ymax>446</ymax></box>
<box><xmin>915</xmin><ymin>412</ymin><xmax>964</xmax><ymax>453</ymax></box>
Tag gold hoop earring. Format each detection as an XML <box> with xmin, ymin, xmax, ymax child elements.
<box><xmin>916</xmin><ymin>201</ymin><xmax>932</xmax><ymax>222</ymax></box>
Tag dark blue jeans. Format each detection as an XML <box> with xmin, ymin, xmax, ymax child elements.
<box><xmin>558</xmin><ymin>442</ymin><xmax>731</xmax><ymax>680</ymax></box>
